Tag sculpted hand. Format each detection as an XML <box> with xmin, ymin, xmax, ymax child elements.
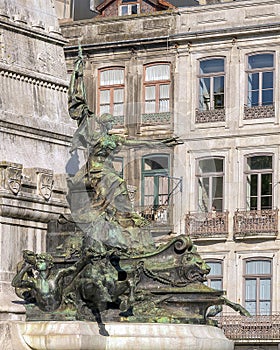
<box><xmin>162</xmin><ymin>136</ymin><xmax>183</xmax><ymax>147</ymax></box>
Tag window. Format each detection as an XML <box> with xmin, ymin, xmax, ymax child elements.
<box><xmin>142</xmin><ymin>155</ymin><xmax>169</xmax><ymax>207</ymax></box>
<box><xmin>247</xmin><ymin>53</ymin><xmax>274</xmax><ymax>107</ymax></box>
<box><xmin>205</xmin><ymin>260</ymin><xmax>223</xmax><ymax>290</ymax></box>
<box><xmin>144</xmin><ymin>64</ymin><xmax>170</xmax><ymax>114</ymax></box>
<box><xmin>199</xmin><ymin>58</ymin><xmax>225</xmax><ymax>110</ymax></box>
<box><xmin>244</xmin><ymin>259</ymin><xmax>272</xmax><ymax>315</ymax></box>
<box><xmin>245</xmin><ymin>155</ymin><xmax>273</xmax><ymax>210</ymax></box>
<box><xmin>197</xmin><ymin>158</ymin><xmax>224</xmax><ymax>212</ymax></box>
<box><xmin>119</xmin><ymin>0</ymin><xmax>140</xmax><ymax>16</ymax></box>
<box><xmin>98</xmin><ymin>68</ymin><xmax>124</xmax><ymax>116</ymax></box>
<box><xmin>113</xmin><ymin>157</ymin><xmax>123</xmax><ymax>178</ymax></box>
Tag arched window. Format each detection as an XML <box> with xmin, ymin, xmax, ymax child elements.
<box><xmin>247</xmin><ymin>53</ymin><xmax>274</xmax><ymax>107</ymax></box>
<box><xmin>198</xmin><ymin>58</ymin><xmax>225</xmax><ymax>111</ymax></box>
<box><xmin>98</xmin><ymin>68</ymin><xmax>124</xmax><ymax>116</ymax></box>
<box><xmin>196</xmin><ymin>157</ymin><xmax>224</xmax><ymax>212</ymax></box>
<box><xmin>144</xmin><ymin>64</ymin><xmax>170</xmax><ymax>114</ymax></box>
<box><xmin>244</xmin><ymin>259</ymin><xmax>272</xmax><ymax>315</ymax></box>
<box><xmin>141</xmin><ymin>154</ymin><xmax>169</xmax><ymax>207</ymax></box>
<box><xmin>245</xmin><ymin>154</ymin><xmax>273</xmax><ymax>210</ymax></box>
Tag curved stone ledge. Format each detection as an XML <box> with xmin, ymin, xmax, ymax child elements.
<box><xmin>0</xmin><ymin>321</ymin><xmax>234</xmax><ymax>350</ymax></box>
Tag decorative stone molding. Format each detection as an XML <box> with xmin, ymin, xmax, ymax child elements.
<box><xmin>0</xmin><ymin>163</ymin><xmax>68</xmax><ymax>222</ymax></box>
<box><xmin>0</xmin><ymin>69</ymin><xmax>68</xmax><ymax>92</ymax></box>
<box><xmin>0</xmin><ymin>161</ymin><xmax>23</xmax><ymax>195</ymax></box>
<box><xmin>195</xmin><ymin>109</ymin><xmax>225</xmax><ymax>123</ymax></box>
<box><xmin>141</xmin><ymin>112</ymin><xmax>171</xmax><ymax>125</ymax></box>
<box><xmin>127</xmin><ymin>184</ymin><xmax>137</xmax><ymax>206</ymax></box>
<box><xmin>244</xmin><ymin>104</ymin><xmax>275</xmax><ymax>120</ymax></box>
<box><xmin>36</xmin><ymin>170</ymin><xmax>54</xmax><ymax>201</ymax></box>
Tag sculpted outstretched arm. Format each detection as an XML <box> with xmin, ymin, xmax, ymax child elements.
<box><xmin>125</xmin><ymin>136</ymin><xmax>183</xmax><ymax>148</ymax></box>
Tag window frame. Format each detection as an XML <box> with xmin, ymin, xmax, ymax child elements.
<box><xmin>198</xmin><ymin>57</ymin><xmax>225</xmax><ymax>111</ymax></box>
<box><xmin>243</xmin><ymin>258</ymin><xmax>272</xmax><ymax>315</ymax></box>
<box><xmin>98</xmin><ymin>67</ymin><xmax>125</xmax><ymax>117</ymax></box>
<box><xmin>141</xmin><ymin>154</ymin><xmax>170</xmax><ymax>208</ymax></box>
<box><xmin>246</xmin><ymin>52</ymin><xmax>275</xmax><ymax>107</ymax></box>
<box><xmin>205</xmin><ymin>259</ymin><xmax>223</xmax><ymax>290</ymax></box>
<box><xmin>112</xmin><ymin>156</ymin><xmax>124</xmax><ymax>178</ymax></box>
<box><xmin>119</xmin><ymin>0</ymin><xmax>140</xmax><ymax>16</ymax></box>
<box><xmin>196</xmin><ymin>156</ymin><xmax>225</xmax><ymax>212</ymax></box>
<box><xmin>143</xmin><ymin>63</ymin><xmax>171</xmax><ymax>115</ymax></box>
<box><xmin>244</xmin><ymin>153</ymin><xmax>273</xmax><ymax>211</ymax></box>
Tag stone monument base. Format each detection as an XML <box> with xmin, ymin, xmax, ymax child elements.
<box><xmin>0</xmin><ymin>321</ymin><xmax>234</xmax><ymax>350</ymax></box>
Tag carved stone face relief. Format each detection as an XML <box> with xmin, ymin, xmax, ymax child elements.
<box><xmin>7</xmin><ymin>167</ymin><xmax>22</xmax><ymax>194</ymax></box>
<box><xmin>38</xmin><ymin>173</ymin><xmax>54</xmax><ymax>200</ymax></box>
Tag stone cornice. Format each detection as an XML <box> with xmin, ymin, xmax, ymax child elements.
<box><xmin>0</xmin><ymin>64</ymin><xmax>69</xmax><ymax>90</ymax></box>
<box><xmin>180</xmin><ymin>0</ymin><xmax>278</xmax><ymax>14</ymax></box>
<box><xmin>0</xmin><ymin>192</ymin><xmax>68</xmax><ymax>223</ymax></box>
<box><xmin>0</xmin><ymin>15</ymin><xmax>67</xmax><ymax>47</ymax></box>
<box><xmin>173</xmin><ymin>22</ymin><xmax>280</xmax><ymax>44</ymax></box>
<box><xmin>63</xmin><ymin>21</ymin><xmax>280</xmax><ymax>56</ymax></box>
<box><xmin>0</xmin><ymin>118</ymin><xmax>74</xmax><ymax>145</ymax></box>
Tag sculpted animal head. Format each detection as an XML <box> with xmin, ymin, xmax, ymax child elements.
<box><xmin>179</xmin><ymin>247</ymin><xmax>211</xmax><ymax>283</ymax></box>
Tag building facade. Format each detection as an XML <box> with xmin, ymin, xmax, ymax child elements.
<box><xmin>58</xmin><ymin>0</ymin><xmax>280</xmax><ymax>348</ymax></box>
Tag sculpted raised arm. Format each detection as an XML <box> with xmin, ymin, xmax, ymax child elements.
<box><xmin>12</xmin><ymin>262</ymin><xmax>34</xmax><ymax>289</ymax></box>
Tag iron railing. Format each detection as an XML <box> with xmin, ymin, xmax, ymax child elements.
<box><xmin>141</xmin><ymin>112</ymin><xmax>171</xmax><ymax>125</ymax></box>
<box><xmin>233</xmin><ymin>209</ymin><xmax>278</xmax><ymax>238</ymax></box>
<box><xmin>244</xmin><ymin>104</ymin><xmax>275</xmax><ymax>120</ymax></box>
<box><xmin>195</xmin><ymin>108</ymin><xmax>225</xmax><ymax>123</ymax></box>
<box><xmin>185</xmin><ymin>211</ymin><xmax>228</xmax><ymax>239</ymax></box>
<box><xmin>215</xmin><ymin>314</ymin><xmax>280</xmax><ymax>340</ymax></box>
<box><xmin>136</xmin><ymin>205</ymin><xmax>170</xmax><ymax>225</ymax></box>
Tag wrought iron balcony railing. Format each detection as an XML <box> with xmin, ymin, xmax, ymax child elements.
<box><xmin>195</xmin><ymin>108</ymin><xmax>225</xmax><ymax>123</ymax></box>
<box><xmin>185</xmin><ymin>211</ymin><xmax>228</xmax><ymax>239</ymax></box>
<box><xmin>141</xmin><ymin>112</ymin><xmax>171</xmax><ymax>125</ymax></box>
<box><xmin>136</xmin><ymin>205</ymin><xmax>170</xmax><ymax>225</ymax></box>
<box><xmin>214</xmin><ymin>314</ymin><xmax>280</xmax><ymax>340</ymax></box>
<box><xmin>233</xmin><ymin>209</ymin><xmax>278</xmax><ymax>239</ymax></box>
<box><xmin>244</xmin><ymin>104</ymin><xmax>275</xmax><ymax>120</ymax></box>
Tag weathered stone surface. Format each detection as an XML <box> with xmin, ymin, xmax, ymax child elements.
<box><xmin>0</xmin><ymin>321</ymin><xmax>234</xmax><ymax>350</ymax></box>
<box><xmin>0</xmin><ymin>165</ymin><xmax>69</xmax><ymax>319</ymax></box>
<box><xmin>0</xmin><ymin>0</ymin><xmax>75</xmax><ymax>173</ymax></box>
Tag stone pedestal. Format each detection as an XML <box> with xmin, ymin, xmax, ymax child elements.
<box><xmin>0</xmin><ymin>321</ymin><xmax>234</xmax><ymax>350</ymax></box>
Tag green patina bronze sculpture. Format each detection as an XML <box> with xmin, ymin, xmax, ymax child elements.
<box><xmin>12</xmin><ymin>47</ymin><xmax>250</xmax><ymax>328</ymax></box>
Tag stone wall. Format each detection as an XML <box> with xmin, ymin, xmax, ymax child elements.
<box><xmin>0</xmin><ymin>0</ymin><xmax>75</xmax><ymax>173</ymax></box>
<box><xmin>0</xmin><ymin>1</ymin><xmax>74</xmax><ymax>320</ymax></box>
<box><xmin>0</xmin><ymin>162</ymin><xmax>69</xmax><ymax>320</ymax></box>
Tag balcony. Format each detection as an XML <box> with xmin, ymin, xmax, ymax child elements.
<box><xmin>112</xmin><ymin>115</ymin><xmax>124</xmax><ymax>127</ymax></box>
<box><xmin>141</xmin><ymin>112</ymin><xmax>171</xmax><ymax>125</ymax></box>
<box><xmin>185</xmin><ymin>211</ymin><xmax>228</xmax><ymax>240</ymax></box>
<box><xmin>195</xmin><ymin>108</ymin><xmax>225</xmax><ymax>123</ymax></box>
<box><xmin>244</xmin><ymin>104</ymin><xmax>275</xmax><ymax>120</ymax></box>
<box><xmin>233</xmin><ymin>209</ymin><xmax>278</xmax><ymax>239</ymax></box>
<box><xmin>215</xmin><ymin>314</ymin><xmax>280</xmax><ymax>341</ymax></box>
<box><xmin>137</xmin><ymin>205</ymin><xmax>170</xmax><ymax>225</ymax></box>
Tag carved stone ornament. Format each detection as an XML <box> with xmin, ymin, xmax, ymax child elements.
<box><xmin>127</xmin><ymin>184</ymin><xmax>137</xmax><ymax>205</ymax></box>
<box><xmin>38</xmin><ymin>172</ymin><xmax>54</xmax><ymax>200</ymax></box>
<box><xmin>6</xmin><ymin>166</ymin><xmax>22</xmax><ymax>194</ymax></box>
